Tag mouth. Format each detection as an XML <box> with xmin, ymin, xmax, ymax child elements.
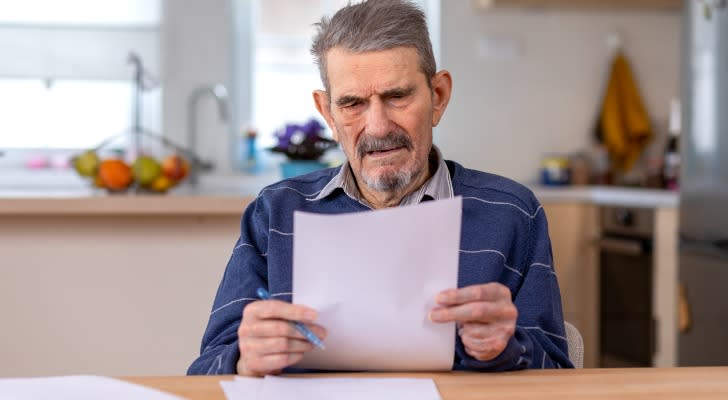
<box><xmin>365</xmin><ymin>146</ymin><xmax>406</xmax><ymax>158</ymax></box>
<box><xmin>364</xmin><ymin>146</ymin><xmax>408</xmax><ymax>161</ymax></box>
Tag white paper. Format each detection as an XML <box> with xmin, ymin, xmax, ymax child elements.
<box><xmin>220</xmin><ymin>376</ymin><xmax>263</xmax><ymax>400</ymax></box>
<box><xmin>258</xmin><ymin>376</ymin><xmax>441</xmax><ymax>400</ymax></box>
<box><xmin>292</xmin><ymin>196</ymin><xmax>462</xmax><ymax>371</ymax></box>
<box><xmin>220</xmin><ymin>376</ymin><xmax>441</xmax><ymax>400</ymax></box>
<box><xmin>0</xmin><ymin>375</ymin><xmax>183</xmax><ymax>400</ymax></box>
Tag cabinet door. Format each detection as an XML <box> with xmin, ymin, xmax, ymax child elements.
<box><xmin>543</xmin><ymin>203</ymin><xmax>599</xmax><ymax>368</ymax></box>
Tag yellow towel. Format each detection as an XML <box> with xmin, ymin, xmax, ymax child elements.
<box><xmin>598</xmin><ymin>52</ymin><xmax>652</xmax><ymax>172</ymax></box>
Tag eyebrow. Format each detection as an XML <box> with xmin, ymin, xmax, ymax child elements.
<box><xmin>334</xmin><ymin>86</ymin><xmax>416</xmax><ymax>107</ymax></box>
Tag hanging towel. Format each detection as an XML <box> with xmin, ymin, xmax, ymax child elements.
<box><xmin>596</xmin><ymin>52</ymin><xmax>653</xmax><ymax>172</ymax></box>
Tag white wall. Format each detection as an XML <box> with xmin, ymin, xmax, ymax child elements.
<box><xmin>437</xmin><ymin>3</ymin><xmax>681</xmax><ymax>184</ymax></box>
<box><xmin>162</xmin><ymin>0</ymin><xmax>234</xmax><ymax>174</ymax></box>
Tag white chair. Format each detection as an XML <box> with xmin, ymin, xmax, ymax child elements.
<box><xmin>564</xmin><ymin>321</ymin><xmax>584</xmax><ymax>368</ymax></box>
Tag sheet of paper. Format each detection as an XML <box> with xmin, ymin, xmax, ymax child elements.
<box><xmin>220</xmin><ymin>376</ymin><xmax>263</xmax><ymax>400</ymax></box>
<box><xmin>258</xmin><ymin>376</ymin><xmax>441</xmax><ymax>400</ymax></box>
<box><xmin>0</xmin><ymin>375</ymin><xmax>183</xmax><ymax>400</ymax></box>
<box><xmin>292</xmin><ymin>196</ymin><xmax>462</xmax><ymax>371</ymax></box>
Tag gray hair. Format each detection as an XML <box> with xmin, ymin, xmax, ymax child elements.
<box><xmin>310</xmin><ymin>0</ymin><xmax>436</xmax><ymax>93</ymax></box>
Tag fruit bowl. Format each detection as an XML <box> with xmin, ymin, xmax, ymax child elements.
<box><xmin>72</xmin><ymin>130</ymin><xmax>196</xmax><ymax>194</ymax></box>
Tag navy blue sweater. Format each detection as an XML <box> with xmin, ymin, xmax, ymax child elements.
<box><xmin>188</xmin><ymin>160</ymin><xmax>572</xmax><ymax>374</ymax></box>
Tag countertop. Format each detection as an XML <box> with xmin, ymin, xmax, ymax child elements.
<box><xmin>532</xmin><ymin>185</ymin><xmax>679</xmax><ymax>208</ymax></box>
<box><xmin>0</xmin><ymin>170</ymin><xmax>679</xmax><ymax>216</ymax></box>
<box><xmin>0</xmin><ymin>171</ymin><xmax>267</xmax><ymax>216</ymax></box>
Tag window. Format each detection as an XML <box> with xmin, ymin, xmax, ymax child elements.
<box><xmin>0</xmin><ymin>0</ymin><xmax>161</xmax><ymax>165</ymax></box>
<box><xmin>237</xmin><ymin>0</ymin><xmax>440</xmax><ymax>150</ymax></box>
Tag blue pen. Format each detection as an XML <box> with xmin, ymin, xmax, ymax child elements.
<box><xmin>256</xmin><ymin>287</ymin><xmax>325</xmax><ymax>350</ymax></box>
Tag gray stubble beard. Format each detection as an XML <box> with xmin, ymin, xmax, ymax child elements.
<box><xmin>356</xmin><ymin>131</ymin><xmax>419</xmax><ymax>193</ymax></box>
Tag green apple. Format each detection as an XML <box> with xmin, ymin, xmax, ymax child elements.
<box><xmin>73</xmin><ymin>150</ymin><xmax>100</xmax><ymax>178</ymax></box>
<box><xmin>132</xmin><ymin>156</ymin><xmax>162</xmax><ymax>186</ymax></box>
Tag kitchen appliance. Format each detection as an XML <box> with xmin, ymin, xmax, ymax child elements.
<box><xmin>599</xmin><ymin>206</ymin><xmax>656</xmax><ymax>367</ymax></box>
<box><xmin>678</xmin><ymin>0</ymin><xmax>728</xmax><ymax>366</ymax></box>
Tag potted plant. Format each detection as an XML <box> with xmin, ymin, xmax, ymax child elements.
<box><xmin>270</xmin><ymin>118</ymin><xmax>338</xmax><ymax>178</ymax></box>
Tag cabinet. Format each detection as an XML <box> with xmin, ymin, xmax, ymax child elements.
<box><xmin>543</xmin><ymin>202</ymin><xmax>600</xmax><ymax>368</ymax></box>
<box><xmin>544</xmin><ymin>201</ymin><xmax>678</xmax><ymax>368</ymax></box>
<box><xmin>477</xmin><ymin>0</ymin><xmax>683</xmax><ymax>11</ymax></box>
<box><xmin>0</xmin><ymin>213</ymin><xmax>242</xmax><ymax>377</ymax></box>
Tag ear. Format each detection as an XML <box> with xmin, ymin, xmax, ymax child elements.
<box><xmin>313</xmin><ymin>90</ymin><xmax>339</xmax><ymax>142</ymax></box>
<box><xmin>430</xmin><ymin>70</ymin><xmax>452</xmax><ymax>127</ymax></box>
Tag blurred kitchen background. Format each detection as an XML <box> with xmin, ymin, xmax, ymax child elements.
<box><xmin>1</xmin><ymin>0</ymin><xmax>727</xmax><ymax>377</ymax></box>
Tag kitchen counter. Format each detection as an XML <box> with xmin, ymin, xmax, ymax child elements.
<box><xmin>0</xmin><ymin>177</ymin><xmax>679</xmax><ymax>216</ymax></box>
<box><xmin>0</xmin><ymin>175</ymin><xmax>681</xmax><ymax>375</ymax></box>
<box><xmin>0</xmin><ymin>171</ymin><xmax>272</xmax><ymax>216</ymax></box>
<box><xmin>532</xmin><ymin>185</ymin><xmax>679</xmax><ymax>208</ymax></box>
<box><xmin>0</xmin><ymin>192</ymin><xmax>256</xmax><ymax>216</ymax></box>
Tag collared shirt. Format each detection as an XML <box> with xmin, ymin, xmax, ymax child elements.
<box><xmin>311</xmin><ymin>145</ymin><xmax>454</xmax><ymax>207</ymax></box>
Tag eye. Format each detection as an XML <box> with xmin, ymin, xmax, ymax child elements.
<box><xmin>388</xmin><ymin>93</ymin><xmax>410</xmax><ymax>106</ymax></box>
<box><xmin>340</xmin><ymin>100</ymin><xmax>364</xmax><ymax>113</ymax></box>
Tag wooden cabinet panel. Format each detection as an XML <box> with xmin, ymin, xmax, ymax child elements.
<box><xmin>543</xmin><ymin>203</ymin><xmax>600</xmax><ymax>368</ymax></box>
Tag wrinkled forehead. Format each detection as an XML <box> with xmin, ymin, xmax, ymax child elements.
<box><xmin>324</xmin><ymin>47</ymin><xmax>428</xmax><ymax>96</ymax></box>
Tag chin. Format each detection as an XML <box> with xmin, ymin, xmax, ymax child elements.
<box><xmin>362</xmin><ymin>166</ymin><xmax>417</xmax><ymax>193</ymax></box>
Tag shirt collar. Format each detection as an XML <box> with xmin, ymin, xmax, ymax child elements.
<box><xmin>312</xmin><ymin>145</ymin><xmax>453</xmax><ymax>207</ymax></box>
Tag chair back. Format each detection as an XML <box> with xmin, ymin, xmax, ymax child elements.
<box><xmin>564</xmin><ymin>321</ymin><xmax>584</xmax><ymax>368</ymax></box>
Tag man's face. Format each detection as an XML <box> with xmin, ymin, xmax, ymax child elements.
<box><xmin>314</xmin><ymin>47</ymin><xmax>450</xmax><ymax>195</ymax></box>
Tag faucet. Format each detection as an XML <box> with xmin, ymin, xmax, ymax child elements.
<box><xmin>186</xmin><ymin>84</ymin><xmax>229</xmax><ymax>184</ymax></box>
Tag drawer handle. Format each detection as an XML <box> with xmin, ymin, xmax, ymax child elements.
<box><xmin>597</xmin><ymin>237</ymin><xmax>644</xmax><ymax>256</ymax></box>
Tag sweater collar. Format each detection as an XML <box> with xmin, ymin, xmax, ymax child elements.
<box><xmin>312</xmin><ymin>145</ymin><xmax>453</xmax><ymax>206</ymax></box>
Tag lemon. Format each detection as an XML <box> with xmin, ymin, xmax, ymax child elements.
<box><xmin>132</xmin><ymin>156</ymin><xmax>162</xmax><ymax>186</ymax></box>
<box><xmin>73</xmin><ymin>150</ymin><xmax>100</xmax><ymax>178</ymax></box>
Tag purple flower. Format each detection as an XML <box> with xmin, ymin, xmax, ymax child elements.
<box><xmin>271</xmin><ymin>118</ymin><xmax>337</xmax><ymax>160</ymax></box>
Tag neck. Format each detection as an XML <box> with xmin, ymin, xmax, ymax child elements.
<box><xmin>356</xmin><ymin>153</ymin><xmax>437</xmax><ymax>209</ymax></box>
<box><xmin>359</xmin><ymin>180</ymin><xmax>423</xmax><ymax>209</ymax></box>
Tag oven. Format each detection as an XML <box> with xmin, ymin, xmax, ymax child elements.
<box><xmin>599</xmin><ymin>206</ymin><xmax>656</xmax><ymax>367</ymax></box>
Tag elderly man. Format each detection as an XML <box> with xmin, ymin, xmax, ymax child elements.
<box><xmin>188</xmin><ymin>0</ymin><xmax>571</xmax><ymax>376</ymax></box>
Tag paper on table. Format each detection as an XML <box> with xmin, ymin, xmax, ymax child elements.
<box><xmin>0</xmin><ymin>375</ymin><xmax>183</xmax><ymax>400</ymax></box>
<box><xmin>219</xmin><ymin>376</ymin><xmax>441</xmax><ymax>400</ymax></box>
<box><xmin>292</xmin><ymin>196</ymin><xmax>462</xmax><ymax>371</ymax></box>
<box><xmin>258</xmin><ymin>376</ymin><xmax>441</xmax><ymax>400</ymax></box>
<box><xmin>220</xmin><ymin>376</ymin><xmax>263</xmax><ymax>400</ymax></box>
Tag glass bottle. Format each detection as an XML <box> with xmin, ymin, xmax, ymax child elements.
<box><xmin>663</xmin><ymin>99</ymin><xmax>681</xmax><ymax>191</ymax></box>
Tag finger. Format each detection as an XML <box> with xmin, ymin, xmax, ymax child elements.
<box><xmin>436</xmin><ymin>283</ymin><xmax>511</xmax><ymax>306</ymax></box>
<box><xmin>239</xmin><ymin>320</ymin><xmax>328</xmax><ymax>340</ymax></box>
<box><xmin>459</xmin><ymin>321</ymin><xmax>516</xmax><ymax>339</ymax></box>
<box><xmin>458</xmin><ymin>322</ymin><xmax>497</xmax><ymax>338</ymax></box>
<box><xmin>243</xmin><ymin>352</ymin><xmax>305</xmax><ymax>375</ymax></box>
<box><xmin>240</xmin><ymin>336</ymin><xmax>314</xmax><ymax>359</ymax></box>
<box><xmin>430</xmin><ymin>301</ymin><xmax>502</xmax><ymax>323</ymax></box>
<box><xmin>461</xmin><ymin>332</ymin><xmax>497</xmax><ymax>353</ymax></box>
<box><xmin>300</xmin><ymin>323</ymin><xmax>328</xmax><ymax>342</ymax></box>
<box><xmin>463</xmin><ymin>344</ymin><xmax>500</xmax><ymax>362</ymax></box>
<box><xmin>243</xmin><ymin>300</ymin><xmax>318</xmax><ymax>323</ymax></box>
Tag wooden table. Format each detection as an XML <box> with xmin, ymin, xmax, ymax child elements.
<box><xmin>125</xmin><ymin>367</ymin><xmax>728</xmax><ymax>399</ymax></box>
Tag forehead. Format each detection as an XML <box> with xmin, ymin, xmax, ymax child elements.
<box><xmin>325</xmin><ymin>47</ymin><xmax>426</xmax><ymax>97</ymax></box>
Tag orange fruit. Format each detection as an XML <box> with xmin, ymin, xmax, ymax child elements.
<box><xmin>149</xmin><ymin>175</ymin><xmax>175</xmax><ymax>193</ymax></box>
<box><xmin>98</xmin><ymin>159</ymin><xmax>133</xmax><ymax>191</ymax></box>
<box><xmin>162</xmin><ymin>154</ymin><xmax>190</xmax><ymax>181</ymax></box>
<box><xmin>93</xmin><ymin>174</ymin><xmax>106</xmax><ymax>189</ymax></box>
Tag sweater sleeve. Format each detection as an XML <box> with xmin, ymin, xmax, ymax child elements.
<box><xmin>187</xmin><ymin>198</ymin><xmax>270</xmax><ymax>375</ymax></box>
<box><xmin>453</xmin><ymin>205</ymin><xmax>573</xmax><ymax>371</ymax></box>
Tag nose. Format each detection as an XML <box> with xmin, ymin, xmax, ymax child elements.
<box><xmin>365</xmin><ymin>98</ymin><xmax>393</xmax><ymax>137</ymax></box>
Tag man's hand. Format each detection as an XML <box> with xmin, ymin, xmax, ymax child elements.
<box><xmin>429</xmin><ymin>283</ymin><xmax>517</xmax><ymax>361</ymax></box>
<box><xmin>237</xmin><ymin>300</ymin><xmax>327</xmax><ymax>376</ymax></box>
